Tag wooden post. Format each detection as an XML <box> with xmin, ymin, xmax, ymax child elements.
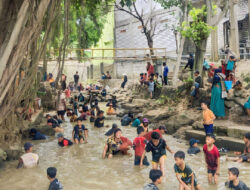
<box><xmin>90</xmin><ymin>64</ymin><xmax>93</xmax><ymax>79</ymax></box>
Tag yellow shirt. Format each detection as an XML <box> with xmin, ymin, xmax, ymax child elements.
<box><xmin>107</xmin><ymin>107</ymin><xmax>115</xmax><ymax>115</ymax></box>
<box><xmin>203</xmin><ymin>109</ymin><xmax>215</xmax><ymax>125</ymax></box>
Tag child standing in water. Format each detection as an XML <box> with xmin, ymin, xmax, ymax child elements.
<box><xmin>143</xmin><ymin>169</ymin><xmax>163</xmax><ymax>190</ymax></box>
<box><xmin>47</xmin><ymin>167</ymin><xmax>63</xmax><ymax>190</ymax></box>
<box><xmin>89</xmin><ymin>105</ymin><xmax>95</xmax><ymax>122</ymax></box>
<box><xmin>133</xmin><ymin>127</ymin><xmax>149</xmax><ymax>166</ymax></box>
<box><xmin>225</xmin><ymin>167</ymin><xmax>249</xmax><ymax>190</ymax></box>
<box><xmin>141</xmin><ymin>132</ymin><xmax>174</xmax><ymax>176</ymax></box>
<box><xmin>94</xmin><ymin>110</ymin><xmax>105</xmax><ymax>128</ymax></box>
<box><xmin>203</xmin><ymin>134</ymin><xmax>220</xmax><ymax>184</ymax></box>
<box><xmin>72</xmin><ymin>118</ymin><xmax>88</xmax><ymax>144</ymax></box>
<box><xmin>174</xmin><ymin>151</ymin><xmax>201</xmax><ymax>190</ymax></box>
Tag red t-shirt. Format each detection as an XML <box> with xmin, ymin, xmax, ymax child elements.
<box><xmin>133</xmin><ymin>136</ymin><xmax>146</xmax><ymax>157</ymax></box>
<box><xmin>144</xmin><ymin>129</ymin><xmax>162</xmax><ymax>141</ymax></box>
<box><xmin>203</xmin><ymin>144</ymin><xmax>220</xmax><ymax>170</ymax></box>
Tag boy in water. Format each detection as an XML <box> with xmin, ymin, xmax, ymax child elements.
<box><xmin>106</xmin><ymin>103</ymin><xmax>116</xmax><ymax>115</ymax></box>
<box><xmin>133</xmin><ymin>126</ymin><xmax>149</xmax><ymax>166</ymax></box>
<box><xmin>174</xmin><ymin>151</ymin><xmax>201</xmax><ymax>190</ymax></box>
<box><xmin>225</xmin><ymin>167</ymin><xmax>249</xmax><ymax>190</ymax></box>
<box><xmin>89</xmin><ymin>105</ymin><xmax>95</xmax><ymax>122</ymax></box>
<box><xmin>47</xmin><ymin>167</ymin><xmax>63</xmax><ymax>190</ymax></box>
<box><xmin>201</xmin><ymin>102</ymin><xmax>216</xmax><ymax>134</ymax></box>
<box><xmin>72</xmin><ymin>118</ymin><xmax>88</xmax><ymax>144</ymax></box>
<box><xmin>232</xmin><ymin>132</ymin><xmax>250</xmax><ymax>163</ymax></box>
<box><xmin>141</xmin><ymin>132</ymin><xmax>174</xmax><ymax>176</ymax></box>
<box><xmin>57</xmin><ymin>133</ymin><xmax>73</xmax><ymax>147</ymax></box>
<box><xmin>94</xmin><ymin>110</ymin><xmax>105</xmax><ymax>128</ymax></box>
<box><xmin>143</xmin><ymin>169</ymin><xmax>163</xmax><ymax>190</ymax></box>
<box><xmin>187</xmin><ymin>138</ymin><xmax>201</xmax><ymax>155</ymax></box>
<box><xmin>203</xmin><ymin>133</ymin><xmax>220</xmax><ymax>184</ymax></box>
<box><xmin>17</xmin><ymin>142</ymin><xmax>39</xmax><ymax>169</ymax></box>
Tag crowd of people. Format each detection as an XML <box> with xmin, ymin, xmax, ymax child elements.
<box><xmin>16</xmin><ymin>56</ymin><xmax>250</xmax><ymax>190</ymax></box>
<box><xmin>139</xmin><ymin>62</ymin><xmax>168</xmax><ymax>99</ymax></box>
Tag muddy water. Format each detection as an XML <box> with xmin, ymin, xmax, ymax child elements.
<box><xmin>0</xmin><ymin>103</ymin><xmax>249</xmax><ymax>190</ymax></box>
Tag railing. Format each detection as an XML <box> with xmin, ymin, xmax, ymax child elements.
<box><xmin>47</xmin><ymin>48</ymin><xmax>167</xmax><ymax>61</ymax></box>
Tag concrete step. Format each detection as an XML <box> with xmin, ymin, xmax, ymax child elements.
<box><xmin>185</xmin><ymin>130</ymin><xmax>245</xmax><ymax>151</ymax></box>
<box><xmin>192</xmin><ymin>120</ymin><xmax>249</xmax><ymax>139</ymax></box>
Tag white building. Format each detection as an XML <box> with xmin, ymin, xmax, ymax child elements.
<box><xmin>114</xmin><ymin>0</ymin><xmax>249</xmax><ymax>78</ymax></box>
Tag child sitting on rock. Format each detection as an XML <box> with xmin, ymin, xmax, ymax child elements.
<box><xmin>187</xmin><ymin>138</ymin><xmax>201</xmax><ymax>155</ymax></box>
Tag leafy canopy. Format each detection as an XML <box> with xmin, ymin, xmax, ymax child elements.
<box><xmin>181</xmin><ymin>5</ymin><xmax>215</xmax><ymax>47</ymax></box>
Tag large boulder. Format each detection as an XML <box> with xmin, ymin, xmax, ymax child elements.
<box><xmin>144</xmin><ymin>107</ymin><xmax>177</xmax><ymax>121</ymax></box>
<box><xmin>132</xmin><ymin>99</ymin><xmax>148</xmax><ymax>107</ymax></box>
<box><xmin>164</xmin><ymin>113</ymin><xmax>196</xmax><ymax>134</ymax></box>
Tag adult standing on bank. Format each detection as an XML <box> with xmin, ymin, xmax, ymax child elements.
<box><xmin>147</xmin><ymin>62</ymin><xmax>154</xmax><ymax>79</ymax></box>
<box><xmin>74</xmin><ymin>71</ymin><xmax>79</xmax><ymax>88</ymax></box>
<box><xmin>184</xmin><ymin>54</ymin><xmax>194</xmax><ymax>77</ymax></box>
<box><xmin>163</xmin><ymin>62</ymin><xmax>168</xmax><ymax>85</ymax></box>
<box><xmin>121</xmin><ymin>73</ymin><xmax>127</xmax><ymax>88</ymax></box>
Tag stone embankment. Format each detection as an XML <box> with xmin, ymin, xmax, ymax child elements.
<box><xmin>112</xmin><ymin>81</ymin><xmax>250</xmax><ymax>152</ymax></box>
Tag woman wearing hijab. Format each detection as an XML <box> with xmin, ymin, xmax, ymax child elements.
<box><xmin>210</xmin><ymin>69</ymin><xmax>225</xmax><ymax>118</ymax></box>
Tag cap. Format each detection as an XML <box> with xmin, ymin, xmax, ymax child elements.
<box><xmin>158</xmin><ymin>126</ymin><xmax>168</xmax><ymax>134</ymax></box>
<box><xmin>189</xmin><ymin>138</ymin><xmax>200</xmax><ymax>147</ymax></box>
<box><xmin>24</xmin><ymin>142</ymin><xmax>33</xmax><ymax>151</ymax></box>
<box><xmin>105</xmin><ymin>124</ymin><xmax>118</xmax><ymax>136</ymax></box>
<box><xmin>57</xmin><ymin>133</ymin><xmax>64</xmax><ymax>138</ymax></box>
<box><xmin>143</xmin><ymin>118</ymin><xmax>149</xmax><ymax>123</ymax></box>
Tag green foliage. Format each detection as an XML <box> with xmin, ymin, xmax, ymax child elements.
<box><xmin>181</xmin><ymin>5</ymin><xmax>215</xmax><ymax>47</ymax></box>
<box><xmin>48</xmin><ymin>0</ymin><xmax>113</xmax><ymax>60</ymax></box>
<box><xmin>241</xmin><ymin>72</ymin><xmax>250</xmax><ymax>83</ymax></box>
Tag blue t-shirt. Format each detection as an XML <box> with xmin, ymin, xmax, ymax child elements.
<box><xmin>132</xmin><ymin>118</ymin><xmax>141</xmax><ymax>127</ymax></box>
<box><xmin>163</xmin><ymin>66</ymin><xmax>169</xmax><ymax>77</ymax></box>
<box><xmin>227</xmin><ymin>60</ymin><xmax>235</xmax><ymax>71</ymax></box>
<box><xmin>73</xmin><ymin>125</ymin><xmax>87</xmax><ymax>136</ymax></box>
<box><xmin>32</xmin><ymin>132</ymin><xmax>46</xmax><ymax>140</ymax></box>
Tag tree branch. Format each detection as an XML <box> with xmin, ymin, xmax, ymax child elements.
<box><xmin>115</xmin><ymin>4</ymin><xmax>139</xmax><ymax>20</ymax></box>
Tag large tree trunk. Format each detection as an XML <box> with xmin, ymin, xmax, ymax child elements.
<box><xmin>211</xmin><ymin>29</ymin><xmax>219</xmax><ymax>61</ymax></box>
<box><xmin>229</xmin><ymin>0</ymin><xmax>240</xmax><ymax>58</ymax></box>
<box><xmin>195</xmin><ymin>40</ymin><xmax>207</xmax><ymax>76</ymax></box>
<box><xmin>0</xmin><ymin>0</ymin><xmax>52</xmax><ymax>107</ymax></box>
<box><xmin>172</xmin><ymin>0</ymin><xmax>189</xmax><ymax>87</ymax></box>
<box><xmin>248</xmin><ymin>0</ymin><xmax>250</xmax><ymax>39</ymax></box>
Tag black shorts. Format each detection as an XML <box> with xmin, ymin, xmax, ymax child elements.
<box><xmin>239</xmin><ymin>155</ymin><xmax>249</xmax><ymax>162</ymax></box>
<box><xmin>57</xmin><ymin>110</ymin><xmax>65</xmax><ymax>116</ymax></box>
<box><xmin>134</xmin><ymin>156</ymin><xmax>149</xmax><ymax>166</ymax></box>
<box><xmin>207</xmin><ymin>169</ymin><xmax>216</xmax><ymax>176</ymax></box>
<box><xmin>183</xmin><ymin>178</ymin><xmax>198</xmax><ymax>187</ymax></box>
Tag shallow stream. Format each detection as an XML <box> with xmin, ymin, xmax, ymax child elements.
<box><xmin>0</xmin><ymin>103</ymin><xmax>249</xmax><ymax>190</ymax></box>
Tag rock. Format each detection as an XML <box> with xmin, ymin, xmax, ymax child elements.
<box><xmin>132</xmin><ymin>99</ymin><xmax>148</xmax><ymax>107</ymax></box>
<box><xmin>229</xmin><ymin>105</ymin><xmax>244</xmax><ymax>117</ymax></box>
<box><xmin>5</xmin><ymin>149</ymin><xmax>22</xmax><ymax>160</ymax></box>
<box><xmin>164</xmin><ymin>114</ymin><xmax>195</xmax><ymax>134</ymax></box>
<box><xmin>233</xmin><ymin>97</ymin><xmax>245</xmax><ymax>107</ymax></box>
<box><xmin>144</xmin><ymin>108</ymin><xmax>176</xmax><ymax>121</ymax></box>
<box><xmin>234</xmin><ymin>89</ymin><xmax>243</xmax><ymax>97</ymax></box>
<box><xmin>224</xmin><ymin>100</ymin><xmax>236</xmax><ymax>109</ymax></box>
<box><xmin>185</xmin><ymin>130</ymin><xmax>245</xmax><ymax>151</ymax></box>
<box><xmin>0</xmin><ymin>148</ymin><xmax>7</xmax><ymax>162</ymax></box>
<box><xmin>192</xmin><ymin>121</ymin><xmax>204</xmax><ymax>130</ymax></box>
